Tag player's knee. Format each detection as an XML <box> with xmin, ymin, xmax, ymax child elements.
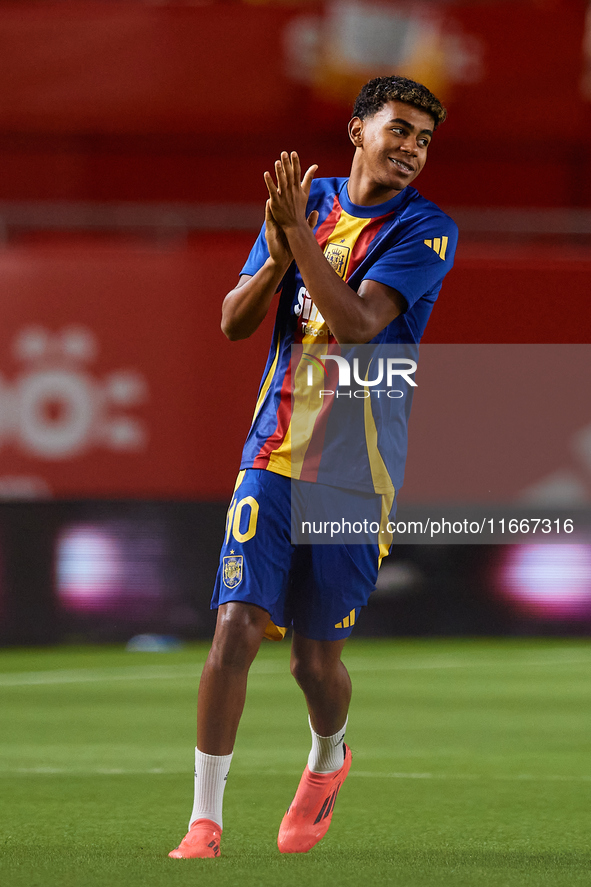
<box><xmin>210</xmin><ymin>602</ymin><xmax>267</xmax><ymax>669</ymax></box>
<box><xmin>290</xmin><ymin>654</ymin><xmax>330</xmax><ymax>690</ymax></box>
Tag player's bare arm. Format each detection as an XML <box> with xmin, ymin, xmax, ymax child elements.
<box><xmin>221</xmin><ymin>191</ymin><xmax>318</xmax><ymax>341</ymax></box>
<box><xmin>220</xmin><ymin>198</ymin><xmax>289</xmax><ymax>340</ymax></box>
<box><xmin>264</xmin><ymin>151</ymin><xmax>406</xmax><ymax>344</ymax></box>
<box><xmin>221</xmin><ymin>268</ymin><xmax>281</xmax><ymax>342</ymax></box>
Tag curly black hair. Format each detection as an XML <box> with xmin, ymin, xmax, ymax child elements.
<box><xmin>352</xmin><ymin>76</ymin><xmax>447</xmax><ymax>129</ymax></box>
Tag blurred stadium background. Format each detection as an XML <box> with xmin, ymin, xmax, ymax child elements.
<box><xmin>0</xmin><ymin>0</ymin><xmax>590</xmax><ymax>647</ymax></box>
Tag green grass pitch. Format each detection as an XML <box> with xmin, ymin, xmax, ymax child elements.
<box><xmin>2</xmin><ymin>637</ymin><xmax>591</xmax><ymax>887</ymax></box>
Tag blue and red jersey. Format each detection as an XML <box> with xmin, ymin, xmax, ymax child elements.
<box><xmin>238</xmin><ymin>177</ymin><xmax>458</xmax><ymax>496</ymax></box>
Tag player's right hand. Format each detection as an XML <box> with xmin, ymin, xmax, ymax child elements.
<box><xmin>265</xmin><ymin>201</ymin><xmax>318</xmax><ymax>271</ymax></box>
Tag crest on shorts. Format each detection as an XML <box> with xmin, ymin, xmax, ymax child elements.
<box><xmin>223</xmin><ymin>555</ymin><xmax>243</xmax><ymax>589</ymax></box>
<box><xmin>323</xmin><ymin>242</ymin><xmax>350</xmax><ymax>279</ymax></box>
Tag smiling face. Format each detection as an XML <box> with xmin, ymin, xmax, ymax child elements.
<box><xmin>348</xmin><ymin>100</ymin><xmax>435</xmax><ymax>205</ymax></box>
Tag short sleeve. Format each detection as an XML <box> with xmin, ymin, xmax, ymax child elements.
<box><xmin>240</xmin><ymin>221</ymin><xmax>270</xmax><ymax>277</ymax></box>
<box><xmin>363</xmin><ymin>215</ymin><xmax>458</xmax><ymax>310</ymax></box>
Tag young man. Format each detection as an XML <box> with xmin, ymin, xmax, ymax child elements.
<box><xmin>169</xmin><ymin>75</ymin><xmax>457</xmax><ymax>859</ymax></box>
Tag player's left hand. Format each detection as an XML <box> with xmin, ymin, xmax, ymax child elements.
<box><xmin>264</xmin><ymin>199</ymin><xmax>293</xmax><ymax>269</ymax></box>
<box><xmin>264</xmin><ymin>152</ymin><xmax>318</xmax><ymax>232</ymax></box>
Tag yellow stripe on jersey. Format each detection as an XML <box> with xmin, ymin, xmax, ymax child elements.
<box><xmin>269</xmin><ymin>212</ymin><xmax>373</xmax><ymax>473</ymax></box>
<box><xmin>252</xmin><ymin>334</ymin><xmax>281</xmax><ymax>423</ymax></box>
<box><xmin>362</xmin><ymin>374</ymin><xmax>396</xmax><ymax>565</ymax></box>
<box><xmin>323</xmin><ymin>211</ymin><xmax>372</xmax><ymax>280</ymax></box>
<box><xmin>300</xmin><ymin>211</ymin><xmax>372</xmax><ymax>345</ymax></box>
<box><xmin>266</xmin><ymin>420</ymin><xmax>292</xmax><ymax>477</ymax></box>
<box><xmin>377</xmin><ymin>490</ymin><xmax>396</xmax><ymax>568</ymax></box>
<box><xmin>301</xmin><ymin>320</ymin><xmax>330</xmax><ymax>346</ymax></box>
<box><xmin>267</xmin><ymin>348</ymin><xmax>326</xmax><ymax>479</ymax></box>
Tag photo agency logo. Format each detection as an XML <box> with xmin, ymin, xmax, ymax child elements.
<box><xmin>289</xmin><ymin>343</ymin><xmax>420</xmax><ymax>546</ymax></box>
<box><xmin>301</xmin><ymin>351</ymin><xmax>417</xmax><ymax>398</ymax></box>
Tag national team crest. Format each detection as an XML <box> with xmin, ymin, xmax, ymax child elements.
<box><xmin>324</xmin><ymin>242</ymin><xmax>350</xmax><ymax>279</ymax></box>
<box><xmin>223</xmin><ymin>555</ymin><xmax>243</xmax><ymax>589</ymax></box>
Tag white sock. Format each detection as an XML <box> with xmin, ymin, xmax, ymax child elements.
<box><xmin>189</xmin><ymin>747</ymin><xmax>233</xmax><ymax>830</ymax></box>
<box><xmin>307</xmin><ymin>716</ymin><xmax>348</xmax><ymax>774</ymax></box>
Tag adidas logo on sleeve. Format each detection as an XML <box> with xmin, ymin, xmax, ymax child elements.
<box><xmin>424</xmin><ymin>236</ymin><xmax>449</xmax><ymax>259</ymax></box>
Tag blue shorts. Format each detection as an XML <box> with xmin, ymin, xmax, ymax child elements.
<box><xmin>211</xmin><ymin>469</ymin><xmax>394</xmax><ymax>641</ymax></box>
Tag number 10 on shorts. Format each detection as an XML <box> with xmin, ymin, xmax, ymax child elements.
<box><xmin>225</xmin><ymin>495</ymin><xmax>259</xmax><ymax>544</ymax></box>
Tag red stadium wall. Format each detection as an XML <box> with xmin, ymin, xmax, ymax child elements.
<box><xmin>0</xmin><ymin>235</ymin><xmax>588</xmax><ymax>502</ymax></box>
<box><xmin>0</xmin><ymin>0</ymin><xmax>588</xmax><ymax>207</ymax></box>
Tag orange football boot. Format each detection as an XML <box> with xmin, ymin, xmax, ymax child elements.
<box><xmin>168</xmin><ymin>818</ymin><xmax>222</xmax><ymax>859</ymax></box>
<box><xmin>277</xmin><ymin>744</ymin><xmax>352</xmax><ymax>853</ymax></box>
